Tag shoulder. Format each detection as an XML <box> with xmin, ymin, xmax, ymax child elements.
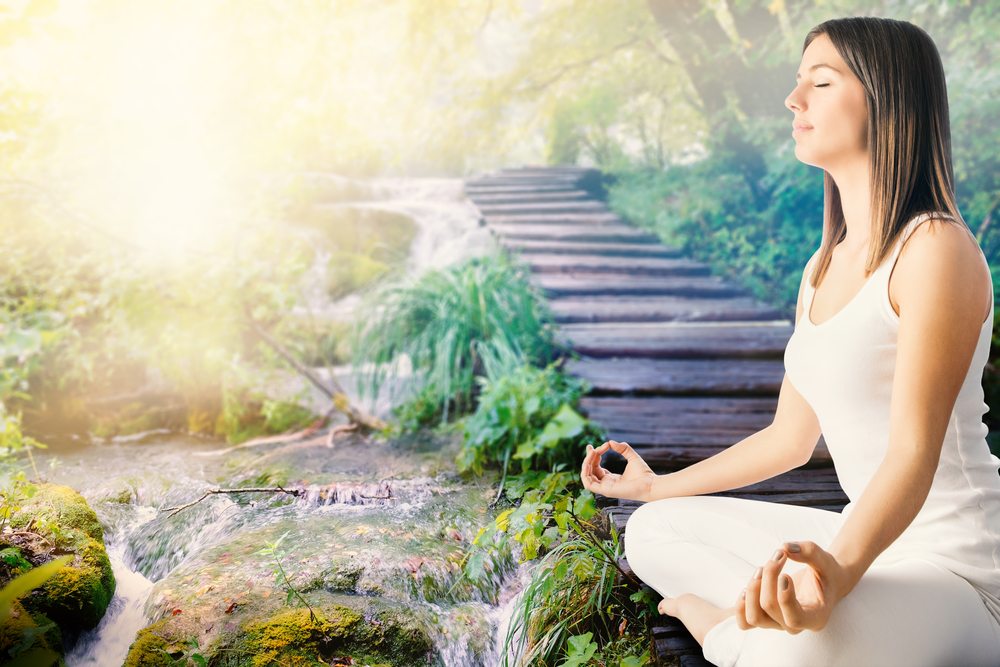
<box><xmin>893</xmin><ymin>217</ymin><xmax>989</xmax><ymax>322</ymax></box>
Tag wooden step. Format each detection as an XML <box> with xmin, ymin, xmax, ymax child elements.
<box><xmin>548</xmin><ymin>295</ymin><xmax>787</xmax><ymax>323</ymax></box>
<box><xmin>503</xmin><ymin>239</ymin><xmax>682</xmax><ymax>257</ymax></box>
<box><xmin>533</xmin><ymin>273</ymin><xmax>749</xmax><ymax>298</ymax></box>
<box><xmin>476</xmin><ymin>201</ymin><xmax>609</xmax><ymax>216</ymax></box>
<box><xmin>466</xmin><ymin>190</ymin><xmax>592</xmax><ymax>204</ymax></box>
<box><xmin>524</xmin><ymin>255</ymin><xmax>710</xmax><ymax>277</ymax></box>
<box><xmin>566</xmin><ymin>357</ymin><xmax>784</xmax><ymax>395</ymax></box>
<box><xmin>558</xmin><ymin>321</ymin><xmax>792</xmax><ymax>358</ymax></box>
<box><xmin>490</xmin><ymin>224</ymin><xmax>659</xmax><ymax>243</ymax></box>
<box><xmin>464</xmin><ymin>184</ymin><xmax>586</xmax><ymax>195</ymax></box>
<box><xmin>495</xmin><ymin>166</ymin><xmax>597</xmax><ymax>176</ymax></box>
<box><xmin>579</xmin><ymin>396</ymin><xmax>832</xmax><ymax>468</ymax></box>
<box><xmin>485</xmin><ymin>212</ymin><xmax>623</xmax><ymax>225</ymax></box>
<box><xmin>466</xmin><ymin>177</ymin><xmax>583</xmax><ymax>188</ymax></box>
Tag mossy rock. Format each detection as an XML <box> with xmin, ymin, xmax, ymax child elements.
<box><xmin>6</xmin><ymin>483</ymin><xmax>116</xmax><ymax>634</ymax></box>
<box><xmin>125</xmin><ymin>595</ymin><xmax>436</xmax><ymax>667</ymax></box>
<box><xmin>121</xmin><ymin>619</ymin><xmax>178</xmax><ymax>667</ymax></box>
<box><xmin>229</xmin><ymin>603</ymin><xmax>433</xmax><ymax>667</ymax></box>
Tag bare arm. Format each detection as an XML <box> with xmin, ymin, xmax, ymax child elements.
<box><xmin>643</xmin><ymin>254</ymin><xmax>823</xmax><ymax>502</ymax></box>
<box><xmin>826</xmin><ymin>221</ymin><xmax>989</xmax><ymax>596</ymax></box>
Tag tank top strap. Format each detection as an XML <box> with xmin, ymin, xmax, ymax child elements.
<box><xmin>870</xmin><ymin>211</ymin><xmax>959</xmax><ymax>283</ymax></box>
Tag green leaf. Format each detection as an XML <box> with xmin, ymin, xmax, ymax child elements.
<box><xmin>0</xmin><ymin>555</ymin><xmax>72</xmax><ymax>621</ymax></box>
<box><xmin>494</xmin><ymin>509</ymin><xmax>514</xmax><ymax>532</ymax></box>
<box><xmin>620</xmin><ymin>652</ymin><xmax>650</xmax><ymax>667</ymax></box>
<box><xmin>536</xmin><ymin>403</ymin><xmax>586</xmax><ymax>450</ymax></box>
<box><xmin>558</xmin><ymin>632</ymin><xmax>598</xmax><ymax>667</ymax></box>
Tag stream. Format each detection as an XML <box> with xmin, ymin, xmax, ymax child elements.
<box><xmin>16</xmin><ymin>175</ymin><xmax>537</xmax><ymax>666</ymax></box>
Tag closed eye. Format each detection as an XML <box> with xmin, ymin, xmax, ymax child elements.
<box><xmin>814</xmin><ymin>84</ymin><xmax>830</xmax><ymax>88</ymax></box>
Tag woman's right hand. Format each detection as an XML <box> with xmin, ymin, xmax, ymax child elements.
<box><xmin>580</xmin><ymin>440</ymin><xmax>657</xmax><ymax>502</ymax></box>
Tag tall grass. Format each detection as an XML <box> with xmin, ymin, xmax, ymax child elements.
<box><xmin>351</xmin><ymin>250</ymin><xmax>559</xmax><ymax>423</ymax></box>
<box><xmin>500</xmin><ymin>512</ymin><xmax>654</xmax><ymax>667</ymax></box>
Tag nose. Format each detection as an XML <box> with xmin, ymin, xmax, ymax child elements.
<box><xmin>785</xmin><ymin>87</ymin><xmax>802</xmax><ymax>113</ymax></box>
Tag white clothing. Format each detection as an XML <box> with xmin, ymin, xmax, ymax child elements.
<box><xmin>624</xmin><ymin>212</ymin><xmax>1000</xmax><ymax>666</ymax></box>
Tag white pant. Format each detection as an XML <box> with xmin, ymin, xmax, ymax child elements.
<box><xmin>623</xmin><ymin>495</ymin><xmax>1000</xmax><ymax>667</ymax></box>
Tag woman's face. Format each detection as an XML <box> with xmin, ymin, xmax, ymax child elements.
<box><xmin>785</xmin><ymin>33</ymin><xmax>869</xmax><ymax>172</ymax></box>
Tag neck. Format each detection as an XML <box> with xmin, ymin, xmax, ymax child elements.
<box><xmin>828</xmin><ymin>154</ymin><xmax>872</xmax><ymax>253</ymax></box>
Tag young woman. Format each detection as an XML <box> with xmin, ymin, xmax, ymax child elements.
<box><xmin>580</xmin><ymin>16</ymin><xmax>1000</xmax><ymax>667</ymax></box>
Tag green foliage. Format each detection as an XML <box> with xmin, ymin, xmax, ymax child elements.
<box><xmin>606</xmin><ymin>154</ymin><xmax>823</xmax><ymax>318</ymax></box>
<box><xmin>0</xmin><ymin>554</ymin><xmax>71</xmax><ymax>667</ymax></box>
<box><xmin>352</xmin><ymin>250</ymin><xmax>558</xmax><ymax>425</ymax></box>
<box><xmin>0</xmin><ymin>472</ymin><xmax>38</xmax><ymax>534</ymax></box>
<box><xmin>0</xmin><ymin>556</ymin><xmax>72</xmax><ymax>622</ymax></box>
<box><xmin>496</xmin><ymin>511</ymin><xmax>653</xmax><ymax>667</ymax></box>
<box><xmin>458</xmin><ymin>352</ymin><xmax>604</xmax><ymax>480</ymax></box>
<box><xmin>163</xmin><ymin>638</ymin><xmax>207</xmax><ymax>667</ymax></box>
<box><xmin>257</xmin><ymin>531</ymin><xmax>326</xmax><ymax>627</ymax></box>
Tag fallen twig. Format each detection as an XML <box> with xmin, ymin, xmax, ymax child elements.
<box><xmin>192</xmin><ymin>408</ymin><xmax>337</xmax><ymax>457</ymax></box>
<box><xmin>159</xmin><ymin>486</ymin><xmax>304</xmax><ymax>518</ymax></box>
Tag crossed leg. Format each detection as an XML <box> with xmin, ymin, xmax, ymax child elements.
<box><xmin>623</xmin><ymin>495</ymin><xmax>1000</xmax><ymax>666</ymax></box>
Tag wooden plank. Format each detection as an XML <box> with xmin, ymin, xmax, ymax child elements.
<box><xmin>566</xmin><ymin>357</ymin><xmax>784</xmax><ymax>395</ymax></box>
<box><xmin>477</xmin><ymin>201</ymin><xmax>609</xmax><ymax>215</ymax></box>
<box><xmin>523</xmin><ymin>254</ymin><xmax>708</xmax><ymax>275</ymax></box>
<box><xmin>534</xmin><ymin>274</ymin><xmax>750</xmax><ymax>298</ymax></box>
<box><xmin>490</xmin><ymin>223</ymin><xmax>659</xmax><ymax>243</ymax></box>
<box><xmin>580</xmin><ymin>396</ymin><xmax>778</xmax><ymax>445</ymax></box>
<box><xmin>485</xmin><ymin>212</ymin><xmax>624</xmax><ymax>225</ymax></box>
<box><xmin>466</xmin><ymin>190</ymin><xmax>592</xmax><ymax>203</ymax></box>
<box><xmin>560</xmin><ymin>322</ymin><xmax>792</xmax><ymax>358</ymax></box>
<box><xmin>503</xmin><ymin>239</ymin><xmax>682</xmax><ymax>257</ymax></box>
<box><xmin>466</xmin><ymin>177</ymin><xmax>583</xmax><ymax>188</ymax></box>
<box><xmin>524</xmin><ymin>255</ymin><xmax>710</xmax><ymax>277</ymax></box>
<box><xmin>464</xmin><ymin>185</ymin><xmax>585</xmax><ymax>196</ymax></box>
<box><xmin>549</xmin><ymin>295</ymin><xmax>786</xmax><ymax>323</ymax></box>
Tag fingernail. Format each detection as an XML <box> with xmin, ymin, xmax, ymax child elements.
<box><xmin>740</xmin><ymin>588</ymin><xmax>746</xmax><ymax>599</ymax></box>
<box><xmin>781</xmin><ymin>575</ymin><xmax>789</xmax><ymax>590</ymax></box>
<box><xmin>753</xmin><ymin>567</ymin><xmax>762</xmax><ymax>580</ymax></box>
<box><xmin>772</xmin><ymin>549</ymin><xmax>784</xmax><ymax>561</ymax></box>
<box><xmin>786</xmin><ymin>542</ymin><xmax>801</xmax><ymax>553</ymax></box>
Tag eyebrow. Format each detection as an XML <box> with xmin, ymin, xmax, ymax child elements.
<box><xmin>796</xmin><ymin>63</ymin><xmax>841</xmax><ymax>79</ymax></box>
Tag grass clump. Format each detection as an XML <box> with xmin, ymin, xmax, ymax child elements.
<box><xmin>352</xmin><ymin>250</ymin><xmax>558</xmax><ymax>425</ymax></box>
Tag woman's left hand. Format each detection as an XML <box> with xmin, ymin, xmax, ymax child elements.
<box><xmin>736</xmin><ymin>540</ymin><xmax>850</xmax><ymax>634</ymax></box>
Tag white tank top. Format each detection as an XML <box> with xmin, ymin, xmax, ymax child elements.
<box><xmin>784</xmin><ymin>211</ymin><xmax>1000</xmax><ymax>626</ymax></box>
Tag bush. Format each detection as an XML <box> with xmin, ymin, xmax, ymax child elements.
<box><xmin>352</xmin><ymin>250</ymin><xmax>559</xmax><ymax>425</ymax></box>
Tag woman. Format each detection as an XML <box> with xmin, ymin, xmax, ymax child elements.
<box><xmin>580</xmin><ymin>16</ymin><xmax>1000</xmax><ymax>667</ymax></box>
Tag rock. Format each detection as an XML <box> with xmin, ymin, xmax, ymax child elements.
<box><xmin>125</xmin><ymin>595</ymin><xmax>435</xmax><ymax>667</ymax></box>
<box><xmin>5</xmin><ymin>483</ymin><xmax>116</xmax><ymax>644</ymax></box>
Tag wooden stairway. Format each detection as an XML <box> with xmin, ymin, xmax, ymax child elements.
<box><xmin>464</xmin><ymin>166</ymin><xmax>850</xmax><ymax>666</ymax></box>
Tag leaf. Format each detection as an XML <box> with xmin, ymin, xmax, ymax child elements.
<box><xmin>0</xmin><ymin>555</ymin><xmax>72</xmax><ymax>621</ymax></box>
<box><xmin>620</xmin><ymin>653</ymin><xmax>650</xmax><ymax>667</ymax></box>
<box><xmin>558</xmin><ymin>632</ymin><xmax>598</xmax><ymax>667</ymax></box>
<box><xmin>494</xmin><ymin>509</ymin><xmax>514</xmax><ymax>532</ymax></box>
<box><xmin>536</xmin><ymin>404</ymin><xmax>587</xmax><ymax>450</ymax></box>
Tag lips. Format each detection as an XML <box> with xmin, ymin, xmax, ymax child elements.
<box><xmin>793</xmin><ymin>122</ymin><xmax>814</xmax><ymax>131</ymax></box>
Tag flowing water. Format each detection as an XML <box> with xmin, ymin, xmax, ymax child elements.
<box><xmin>16</xmin><ymin>175</ymin><xmax>534</xmax><ymax>666</ymax></box>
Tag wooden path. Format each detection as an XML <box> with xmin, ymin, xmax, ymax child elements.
<box><xmin>464</xmin><ymin>166</ymin><xmax>850</xmax><ymax>666</ymax></box>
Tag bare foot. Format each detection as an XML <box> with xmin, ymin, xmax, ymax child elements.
<box><xmin>659</xmin><ymin>594</ymin><xmax>738</xmax><ymax>647</ymax></box>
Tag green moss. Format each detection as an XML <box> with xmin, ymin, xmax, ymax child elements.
<box><xmin>122</xmin><ymin>620</ymin><xmax>177</xmax><ymax>667</ymax></box>
<box><xmin>220</xmin><ymin>601</ymin><xmax>433</xmax><ymax>667</ymax></box>
<box><xmin>5</xmin><ymin>484</ymin><xmax>116</xmax><ymax>633</ymax></box>
<box><xmin>238</xmin><ymin>607</ymin><xmax>362</xmax><ymax>667</ymax></box>
<box><xmin>9</xmin><ymin>484</ymin><xmax>104</xmax><ymax>543</ymax></box>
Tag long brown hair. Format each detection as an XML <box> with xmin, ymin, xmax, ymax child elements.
<box><xmin>804</xmin><ymin>17</ymin><xmax>967</xmax><ymax>288</ymax></box>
